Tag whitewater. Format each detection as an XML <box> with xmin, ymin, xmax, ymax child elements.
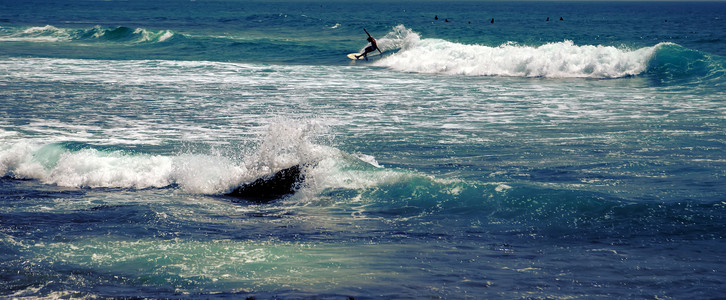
<box><xmin>372</xmin><ymin>25</ymin><xmax>656</xmax><ymax>78</ymax></box>
<box><xmin>2</xmin><ymin>0</ymin><xmax>726</xmax><ymax>299</ymax></box>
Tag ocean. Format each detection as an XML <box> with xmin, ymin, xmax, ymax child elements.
<box><xmin>1</xmin><ymin>0</ymin><xmax>725</xmax><ymax>298</ymax></box>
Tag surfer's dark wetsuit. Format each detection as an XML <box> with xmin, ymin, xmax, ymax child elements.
<box><xmin>356</xmin><ymin>28</ymin><xmax>382</xmax><ymax>60</ymax></box>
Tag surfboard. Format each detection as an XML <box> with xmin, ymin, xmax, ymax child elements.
<box><xmin>347</xmin><ymin>52</ymin><xmax>382</xmax><ymax>60</ymax></box>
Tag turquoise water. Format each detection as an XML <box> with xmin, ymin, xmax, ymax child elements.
<box><xmin>1</xmin><ymin>1</ymin><xmax>725</xmax><ymax>298</ymax></box>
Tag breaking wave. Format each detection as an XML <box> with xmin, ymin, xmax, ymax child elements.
<box><xmin>375</xmin><ymin>25</ymin><xmax>725</xmax><ymax>81</ymax></box>
<box><xmin>0</xmin><ymin>25</ymin><xmax>181</xmax><ymax>44</ymax></box>
<box><xmin>0</xmin><ymin>120</ymin><xmax>330</xmax><ymax>195</ymax></box>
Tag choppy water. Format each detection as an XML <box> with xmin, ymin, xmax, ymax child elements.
<box><xmin>1</xmin><ymin>1</ymin><xmax>725</xmax><ymax>298</ymax></box>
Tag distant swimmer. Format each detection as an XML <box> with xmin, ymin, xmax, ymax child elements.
<box><xmin>560</xmin><ymin>17</ymin><xmax>564</xmax><ymax>21</ymax></box>
<box><xmin>435</xmin><ymin>15</ymin><xmax>438</xmax><ymax>20</ymax></box>
<box><xmin>356</xmin><ymin>28</ymin><xmax>382</xmax><ymax>61</ymax></box>
<box><xmin>491</xmin><ymin>18</ymin><xmax>494</xmax><ymax>24</ymax></box>
<box><xmin>546</xmin><ymin>17</ymin><xmax>550</xmax><ymax>21</ymax></box>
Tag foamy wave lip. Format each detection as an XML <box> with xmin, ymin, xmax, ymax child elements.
<box><xmin>132</xmin><ymin>28</ymin><xmax>177</xmax><ymax>43</ymax></box>
<box><xmin>375</xmin><ymin>27</ymin><xmax>656</xmax><ymax>78</ymax></box>
<box><xmin>0</xmin><ymin>25</ymin><xmax>180</xmax><ymax>44</ymax></box>
<box><xmin>0</xmin><ymin>25</ymin><xmax>73</xmax><ymax>42</ymax></box>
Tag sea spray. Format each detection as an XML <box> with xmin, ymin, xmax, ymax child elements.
<box><xmin>0</xmin><ymin>118</ymin><xmax>341</xmax><ymax>195</ymax></box>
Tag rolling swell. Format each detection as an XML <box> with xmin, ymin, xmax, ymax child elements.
<box><xmin>79</xmin><ymin>26</ymin><xmax>180</xmax><ymax>43</ymax></box>
<box><xmin>327</xmin><ymin>170</ymin><xmax>726</xmax><ymax>241</ymax></box>
<box><xmin>4</xmin><ymin>137</ymin><xmax>723</xmax><ymax>241</ymax></box>
<box><xmin>4</xmin><ymin>24</ymin><xmax>724</xmax><ymax>82</ymax></box>
<box><xmin>0</xmin><ymin>25</ymin><xmax>182</xmax><ymax>44</ymax></box>
<box><xmin>0</xmin><ymin>24</ymin><xmax>336</xmax><ymax>62</ymax></box>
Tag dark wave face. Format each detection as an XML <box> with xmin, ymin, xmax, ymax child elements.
<box><xmin>645</xmin><ymin>43</ymin><xmax>726</xmax><ymax>85</ymax></box>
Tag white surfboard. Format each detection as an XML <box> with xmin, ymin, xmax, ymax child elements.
<box><xmin>347</xmin><ymin>51</ymin><xmax>381</xmax><ymax>60</ymax></box>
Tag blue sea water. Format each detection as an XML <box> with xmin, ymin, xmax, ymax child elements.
<box><xmin>1</xmin><ymin>0</ymin><xmax>725</xmax><ymax>298</ymax></box>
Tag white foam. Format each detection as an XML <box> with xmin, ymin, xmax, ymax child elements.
<box><xmin>48</xmin><ymin>149</ymin><xmax>174</xmax><ymax>188</ymax></box>
<box><xmin>0</xmin><ymin>142</ymin><xmax>277</xmax><ymax>192</ymax></box>
<box><xmin>0</xmin><ymin>142</ymin><xmax>39</xmax><ymax>179</ymax></box>
<box><xmin>157</xmin><ymin>30</ymin><xmax>175</xmax><ymax>42</ymax></box>
<box><xmin>374</xmin><ymin>26</ymin><xmax>656</xmax><ymax>78</ymax></box>
<box><xmin>0</xmin><ymin>118</ymin><xmax>340</xmax><ymax>194</ymax></box>
<box><xmin>135</xmin><ymin>28</ymin><xmax>176</xmax><ymax>43</ymax></box>
<box><xmin>352</xmin><ymin>153</ymin><xmax>383</xmax><ymax>168</ymax></box>
<box><xmin>0</xmin><ymin>25</ymin><xmax>72</xmax><ymax>42</ymax></box>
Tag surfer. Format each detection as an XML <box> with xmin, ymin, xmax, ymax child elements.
<box><xmin>356</xmin><ymin>28</ymin><xmax>382</xmax><ymax>60</ymax></box>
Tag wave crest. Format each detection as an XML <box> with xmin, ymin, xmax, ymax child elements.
<box><xmin>81</xmin><ymin>26</ymin><xmax>179</xmax><ymax>43</ymax></box>
<box><xmin>375</xmin><ymin>26</ymin><xmax>656</xmax><ymax>78</ymax></box>
<box><xmin>0</xmin><ymin>25</ymin><xmax>181</xmax><ymax>44</ymax></box>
